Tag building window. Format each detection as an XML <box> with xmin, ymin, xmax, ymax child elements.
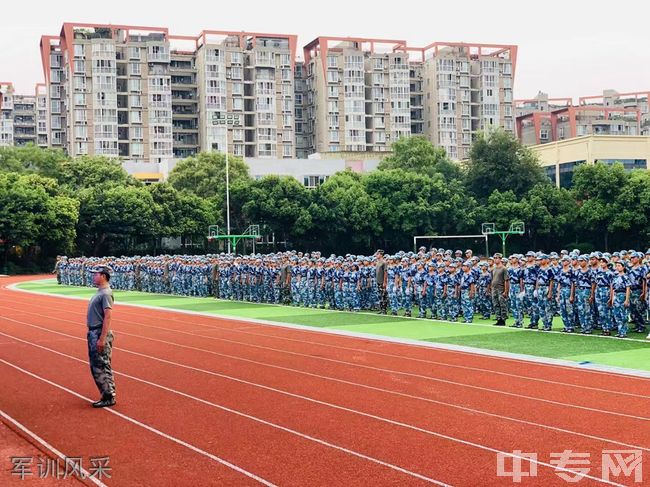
<box><xmin>559</xmin><ymin>160</ymin><xmax>586</xmax><ymax>188</ymax></box>
<box><xmin>130</xmin><ymin>142</ymin><xmax>144</xmax><ymax>157</ymax></box>
<box><xmin>596</xmin><ymin>159</ymin><xmax>647</xmax><ymax>171</ymax></box>
<box><xmin>230</xmin><ymin>52</ymin><xmax>242</xmax><ymax>64</ymax></box>
<box><xmin>129</xmin><ymin>63</ymin><xmax>141</xmax><ymax>76</ymax></box>
<box><xmin>303</xmin><ymin>175</ymin><xmax>327</xmax><ymax>189</ymax></box>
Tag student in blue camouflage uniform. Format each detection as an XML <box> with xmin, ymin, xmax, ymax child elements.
<box><xmin>387</xmin><ymin>258</ymin><xmax>400</xmax><ymax>316</ymax></box>
<box><xmin>397</xmin><ymin>258</ymin><xmax>413</xmax><ymax>317</ymax></box>
<box><xmin>459</xmin><ymin>261</ymin><xmax>476</xmax><ymax>323</ymax></box>
<box><xmin>594</xmin><ymin>256</ymin><xmax>614</xmax><ymax>335</ymax></box>
<box><xmin>610</xmin><ymin>262</ymin><xmax>631</xmax><ymax>338</ymax></box>
<box><xmin>434</xmin><ymin>263</ymin><xmax>448</xmax><ymax>320</ymax></box>
<box><xmin>574</xmin><ymin>256</ymin><xmax>595</xmax><ymax>334</ymax></box>
<box><xmin>522</xmin><ymin>251</ymin><xmax>540</xmax><ymax>329</ymax></box>
<box><xmin>508</xmin><ymin>255</ymin><xmax>524</xmax><ymax>328</ymax></box>
<box><xmin>556</xmin><ymin>257</ymin><xmax>576</xmax><ymax>333</ymax></box>
<box><xmin>628</xmin><ymin>252</ymin><xmax>648</xmax><ymax>333</ymax></box>
<box><xmin>476</xmin><ymin>262</ymin><xmax>492</xmax><ymax>319</ymax></box>
<box><xmin>446</xmin><ymin>262</ymin><xmax>461</xmax><ymax>322</ymax></box>
<box><xmin>535</xmin><ymin>254</ymin><xmax>555</xmax><ymax>331</ymax></box>
<box><xmin>413</xmin><ymin>263</ymin><xmax>427</xmax><ymax>318</ymax></box>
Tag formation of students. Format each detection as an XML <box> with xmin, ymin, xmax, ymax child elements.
<box><xmin>55</xmin><ymin>246</ymin><xmax>650</xmax><ymax>338</ymax></box>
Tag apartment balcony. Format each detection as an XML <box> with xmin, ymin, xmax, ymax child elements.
<box><xmin>173</xmin><ymin>147</ymin><xmax>199</xmax><ymax>158</ymax></box>
<box><xmin>172</xmin><ymin>107</ymin><xmax>197</xmax><ymax>118</ymax></box>
<box><xmin>148</xmin><ymin>53</ymin><xmax>170</xmax><ymax>63</ymax></box>
<box><xmin>172</xmin><ymin>134</ymin><xmax>199</xmax><ymax>147</ymax></box>
<box><xmin>171</xmin><ymin>95</ymin><xmax>198</xmax><ymax>105</ymax></box>
<box><xmin>172</xmin><ymin>123</ymin><xmax>198</xmax><ymax>133</ymax></box>
<box><xmin>13</xmin><ymin>117</ymin><xmax>36</xmax><ymax>126</ymax></box>
<box><xmin>171</xmin><ymin>81</ymin><xmax>197</xmax><ymax>89</ymax></box>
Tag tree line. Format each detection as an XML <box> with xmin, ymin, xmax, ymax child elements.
<box><xmin>1</xmin><ymin>129</ymin><xmax>649</xmax><ymax>272</ymax></box>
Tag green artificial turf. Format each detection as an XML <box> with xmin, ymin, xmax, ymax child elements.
<box><xmin>15</xmin><ymin>279</ymin><xmax>650</xmax><ymax>372</ymax></box>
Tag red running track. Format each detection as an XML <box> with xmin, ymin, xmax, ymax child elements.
<box><xmin>1</xmin><ymin>275</ymin><xmax>648</xmax><ymax>486</ymax></box>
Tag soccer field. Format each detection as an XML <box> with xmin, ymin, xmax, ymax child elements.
<box><xmin>16</xmin><ymin>278</ymin><xmax>650</xmax><ymax>374</ymax></box>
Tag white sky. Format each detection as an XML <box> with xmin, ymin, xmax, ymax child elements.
<box><xmin>3</xmin><ymin>0</ymin><xmax>649</xmax><ymax>100</ymax></box>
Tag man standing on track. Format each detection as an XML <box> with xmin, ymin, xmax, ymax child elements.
<box><xmin>375</xmin><ymin>250</ymin><xmax>388</xmax><ymax>315</ymax></box>
<box><xmin>87</xmin><ymin>265</ymin><xmax>116</xmax><ymax>408</ymax></box>
<box><xmin>491</xmin><ymin>253</ymin><xmax>509</xmax><ymax>326</ymax></box>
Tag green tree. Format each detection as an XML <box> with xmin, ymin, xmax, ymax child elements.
<box><xmin>0</xmin><ymin>173</ymin><xmax>78</xmax><ymax>267</ymax></box>
<box><xmin>609</xmin><ymin>169</ymin><xmax>650</xmax><ymax>248</ymax></box>
<box><xmin>364</xmin><ymin>169</ymin><xmax>475</xmax><ymax>250</ymax></box>
<box><xmin>308</xmin><ymin>171</ymin><xmax>378</xmax><ymax>253</ymax></box>
<box><xmin>0</xmin><ymin>144</ymin><xmax>69</xmax><ymax>178</ymax></box>
<box><xmin>41</xmin><ymin>196</ymin><xmax>80</xmax><ymax>256</ymax></box>
<box><xmin>379</xmin><ymin>136</ymin><xmax>462</xmax><ymax>180</ymax></box>
<box><xmin>57</xmin><ymin>155</ymin><xmax>137</xmax><ymax>191</ymax></box>
<box><xmin>147</xmin><ymin>183</ymin><xmax>215</xmax><ymax>238</ymax></box>
<box><xmin>524</xmin><ymin>184</ymin><xmax>578</xmax><ymax>249</ymax></box>
<box><xmin>572</xmin><ymin>162</ymin><xmax>628</xmax><ymax>250</ymax></box>
<box><xmin>242</xmin><ymin>176</ymin><xmax>313</xmax><ymax>245</ymax></box>
<box><xmin>76</xmin><ymin>185</ymin><xmax>157</xmax><ymax>255</ymax></box>
<box><xmin>465</xmin><ymin>128</ymin><xmax>548</xmax><ymax>200</ymax></box>
<box><xmin>168</xmin><ymin>152</ymin><xmax>250</xmax><ymax>199</ymax></box>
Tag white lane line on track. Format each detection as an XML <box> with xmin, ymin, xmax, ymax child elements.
<box><xmin>8</xmin><ymin>282</ymin><xmax>650</xmax><ymax>380</ymax></box>
<box><xmin>0</xmin><ymin>408</ymin><xmax>108</xmax><ymax>487</ymax></box>
<box><xmin>3</xmin><ymin>319</ymin><xmax>649</xmax><ymax>454</ymax></box>
<box><xmin>4</xmin><ymin>299</ymin><xmax>650</xmax><ymax>400</ymax></box>
<box><xmin>0</xmin><ymin>361</ymin><xmax>276</xmax><ymax>487</ymax></box>
<box><xmin>0</xmin><ymin>329</ymin><xmax>632</xmax><ymax>486</ymax></box>
<box><xmin>0</xmin><ymin>334</ymin><xmax>451</xmax><ymax>486</ymax></box>
<box><xmin>2</xmin><ymin>311</ymin><xmax>649</xmax><ymax>424</ymax></box>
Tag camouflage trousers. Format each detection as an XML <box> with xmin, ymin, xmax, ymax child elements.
<box><xmin>492</xmin><ymin>288</ymin><xmax>508</xmax><ymax>321</ymax></box>
<box><xmin>476</xmin><ymin>286</ymin><xmax>492</xmax><ymax>319</ymax></box>
<box><xmin>629</xmin><ymin>289</ymin><xmax>647</xmax><ymax>329</ymax></box>
<box><xmin>509</xmin><ymin>284</ymin><xmax>524</xmax><ymax>326</ymax></box>
<box><xmin>595</xmin><ymin>287</ymin><xmax>613</xmax><ymax>331</ymax></box>
<box><xmin>523</xmin><ymin>284</ymin><xmax>539</xmax><ymax>325</ymax></box>
<box><xmin>537</xmin><ymin>285</ymin><xmax>553</xmax><ymax>330</ymax></box>
<box><xmin>377</xmin><ymin>285</ymin><xmax>388</xmax><ymax>313</ymax></box>
<box><xmin>87</xmin><ymin>329</ymin><xmax>115</xmax><ymax>398</ymax></box>
<box><xmin>611</xmin><ymin>292</ymin><xmax>629</xmax><ymax>336</ymax></box>
<box><xmin>557</xmin><ymin>287</ymin><xmax>574</xmax><ymax>331</ymax></box>
<box><xmin>387</xmin><ymin>281</ymin><xmax>400</xmax><ymax>313</ymax></box>
<box><xmin>460</xmin><ymin>289</ymin><xmax>474</xmax><ymax>322</ymax></box>
<box><xmin>574</xmin><ymin>288</ymin><xmax>593</xmax><ymax>332</ymax></box>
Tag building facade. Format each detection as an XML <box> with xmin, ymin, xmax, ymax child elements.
<box><xmin>516</xmin><ymin>90</ymin><xmax>650</xmax><ymax>146</ymax></box>
<box><xmin>530</xmin><ymin>135</ymin><xmax>650</xmax><ymax>187</ymax></box>
<box><xmin>0</xmin><ymin>82</ymin><xmax>15</xmax><ymax>147</ymax></box>
<box><xmin>6</xmin><ymin>24</ymin><xmax>518</xmax><ymax>162</ymax></box>
<box><xmin>0</xmin><ymin>82</ymin><xmax>48</xmax><ymax>148</ymax></box>
<box><xmin>301</xmin><ymin>38</ymin><xmax>517</xmax><ymax>160</ymax></box>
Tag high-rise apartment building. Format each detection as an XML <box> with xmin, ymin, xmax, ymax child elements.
<box><xmin>301</xmin><ymin>38</ymin><xmax>516</xmax><ymax>159</ymax></box>
<box><xmin>194</xmin><ymin>30</ymin><xmax>297</xmax><ymax>159</ymax></box>
<box><xmin>40</xmin><ymin>23</ymin><xmax>174</xmax><ymax>162</ymax></box>
<box><xmin>516</xmin><ymin>90</ymin><xmax>650</xmax><ymax>145</ymax></box>
<box><xmin>23</xmin><ymin>24</ymin><xmax>518</xmax><ymax>161</ymax></box>
<box><xmin>38</xmin><ymin>24</ymin><xmax>298</xmax><ymax>162</ymax></box>
<box><xmin>0</xmin><ymin>82</ymin><xmax>47</xmax><ymax>148</ymax></box>
<box><xmin>302</xmin><ymin>37</ymin><xmax>412</xmax><ymax>154</ymax></box>
<box><xmin>411</xmin><ymin>42</ymin><xmax>516</xmax><ymax>160</ymax></box>
<box><xmin>0</xmin><ymin>82</ymin><xmax>15</xmax><ymax>147</ymax></box>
